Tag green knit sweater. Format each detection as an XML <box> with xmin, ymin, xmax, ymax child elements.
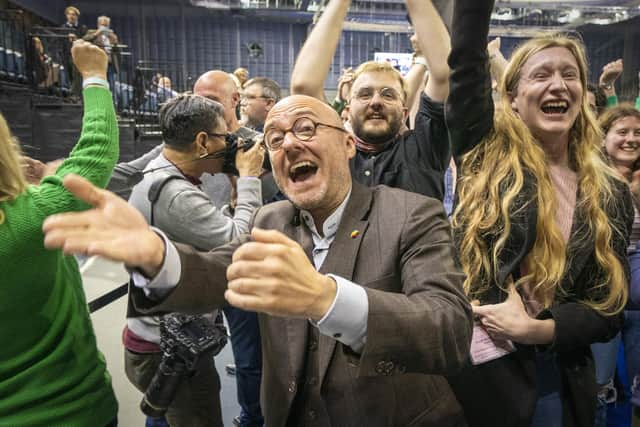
<box><xmin>0</xmin><ymin>87</ymin><xmax>119</xmax><ymax>426</ymax></box>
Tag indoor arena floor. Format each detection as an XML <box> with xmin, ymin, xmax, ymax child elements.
<box><xmin>82</xmin><ymin>256</ymin><xmax>241</xmax><ymax>426</ymax></box>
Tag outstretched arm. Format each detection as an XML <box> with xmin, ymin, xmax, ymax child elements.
<box><xmin>43</xmin><ymin>174</ymin><xmax>166</xmax><ymax>277</ymax></box>
<box><xmin>290</xmin><ymin>0</ymin><xmax>351</xmax><ymax>100</ymax></box>
<box><xmin>405</xmin><ymin>0</ymin><xmax>450</xmax><ymax>102</ymax></box>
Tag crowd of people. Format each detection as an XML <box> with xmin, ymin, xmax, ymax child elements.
<box><xmin>2</xmin><ymin>0</ymin><xmax>640</xmax><ymax>426</ymax></box>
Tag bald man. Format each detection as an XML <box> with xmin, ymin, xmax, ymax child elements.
<box><xmin>43</xmin><ymin>95</ymin><xmax>472</xmax><ymax>426</ymax></box>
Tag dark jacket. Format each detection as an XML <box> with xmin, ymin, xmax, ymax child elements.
<box><xmin>132</xmin><ymin>182</ymin><xmax>473</xmax><ymax>426</ymax></box>
<box><xmin>444</xmin><ymin>1</ymin><xmax>634</xmax><ymax>426</ymax></box>
<box><xmin>350</xmin><ymin>94</ymin><xmax>450</xmax><ymax>201</ymax></box>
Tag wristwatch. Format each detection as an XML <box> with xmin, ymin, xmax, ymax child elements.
<box><xmin>600</xmin><ymin>83</ymin><xmax>613</xmax><ymax>91</ymax></box>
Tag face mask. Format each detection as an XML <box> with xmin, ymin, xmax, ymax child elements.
<box><xmin>99</xmin><ymin>25</ymin><xmax>109</xmax><ymax>31</ymax></box>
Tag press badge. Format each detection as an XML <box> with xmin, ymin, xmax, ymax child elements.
<box><xmin>469</xmin><ymin>323</ymin><xmax>516</xmax><ymax>365</ymax></box>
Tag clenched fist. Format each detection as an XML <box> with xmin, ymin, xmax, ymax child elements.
<box><xmin>71</xmin><ymin>40</ymin><xmax>108</xmax><ymax>81</ymax></box>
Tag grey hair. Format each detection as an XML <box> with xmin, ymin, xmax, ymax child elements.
<box><xmin>244</xmin><ymin>77</ymin><xmax>281</xmax><ymax>102</ymax></box>
<box><xmin>158</xmin><ymin>94</ymin><xmax>225</xmax><ymax>151</ymax></box>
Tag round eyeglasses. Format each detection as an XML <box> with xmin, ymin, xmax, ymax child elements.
<box><xmin>263</xmin><ymin>117</ymin><xmax>347</xmax><ymax>151</ymax></box>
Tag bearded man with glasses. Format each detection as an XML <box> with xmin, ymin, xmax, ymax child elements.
<box><xmin>290</xmin><ymin>0</ymin><xmax>452</xmax><ymax>201</ymax></box>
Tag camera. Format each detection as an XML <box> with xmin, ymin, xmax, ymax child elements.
<box><xmin>222</xmin><ymin>133</ymin><xmax>257</xmax><ymax>175</ymax></box>
<box><xmin>140</xmin><ymin>313</ymin><xmax>228</xmax><ymax>417</ymax></box>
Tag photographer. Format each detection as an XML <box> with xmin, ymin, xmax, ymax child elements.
<box><xmin>123</xmin><ymin>94</ymin><xmax>264</xmax><ymax>427</ymax></box>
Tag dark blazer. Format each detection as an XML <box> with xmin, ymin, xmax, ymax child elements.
<box><xmin>445</xmin><ymin>1</ymin><xmax>634</xmax><ymax>426</ymax></box>
<box><xmin>132</xmin><ymin>182</ymin><xmax>473</xmax><ymax>426</ymax></box>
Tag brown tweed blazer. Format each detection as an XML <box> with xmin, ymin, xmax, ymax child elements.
<box><xmin>131</xmin><ymin>182</ymin><xmax>472</xmax><ymax>426</ymax></box>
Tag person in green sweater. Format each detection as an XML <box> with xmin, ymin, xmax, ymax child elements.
<box><xmin>0</xmin><ymin>40</ymin><xmax>119</xmax><ymax>426</ymax></box>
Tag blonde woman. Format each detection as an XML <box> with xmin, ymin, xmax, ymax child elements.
<box><xmin>446</xmin><ymin>1</ymin><xmax>633</xmax><ymax>426</ymax></box>
<box><xmin>0</xmin><ymin>41</ymin><xmax>119</xmax><ymax>425</ymax></box>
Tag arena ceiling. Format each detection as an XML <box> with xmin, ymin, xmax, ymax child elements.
<box><xmin>186</xmin><ymin>0</ymin><xmax>640</xmax><ymax>33</ymax></box>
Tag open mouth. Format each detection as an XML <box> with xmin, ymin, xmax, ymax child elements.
<box><xmin>289</xmin><ymin>161</ymin><xmax>318</xmax><ymax>183</ymax></box>
<box><xmin>620</xmin><ymin>143</ymin><xmax>640</xmax><ymax>152</ymax></box>
<box><xmin>541</xmin><ymin>100</ymin><xmax>569</xmax><ymax>115</ymax></box>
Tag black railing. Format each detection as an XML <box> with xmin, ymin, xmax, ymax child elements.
<box><xmin>119</xmin><ymin>59</ymin><xmax>186</xmax><ymax>121</ymax></box>
<box><xmin>0</xmin><ymin>11</ymin><xmax>182</xmax><ymax>122</ymax></box>
<box><xmin>0</xmin><ymin>10</ymin><xmax>28</xmax><ymax>85</ymax></box>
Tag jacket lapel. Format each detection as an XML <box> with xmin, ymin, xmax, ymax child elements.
<box><xmin>315</xmin><ymin>183</ymin><xmax>372</xmax><ymax>387</ymax></box>
<box><xmin>282</xmin><ymin>211</ymin><xmax>314</xmax><ymax>378</ymax></box>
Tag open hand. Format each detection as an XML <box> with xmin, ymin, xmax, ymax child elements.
<box><xmin>599</xmin><ymin>59</ymin><xmax>623</xmax><ymax>87</ymax></box>
<box><xmin>42</xmin><ymin>174</ymin><xmax>165</xmax><ymax>276</ymax></box>
<box><xmin>21</xmin><ymin>156</ymin><xmax>45</xmax><ymax>184</ymax></box>
<box><xmin>225</xmin><ymin>228</ymin><xmax>337</xmax><ymax>320</ymax></box>
<box><xmin>472</xmin><ymin>284</ymin><xmax>533</xmax><ymax>343</ymax></box>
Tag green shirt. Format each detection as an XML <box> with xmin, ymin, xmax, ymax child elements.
<box><xmin>606</xmin><ymin>95</ymin><xmax>640</xmax><ymax>110</ymax></box>
<box><xmin>0</xmin><ymin>87</ymin><xmax>119</xmax><ymax>426</ymax></box>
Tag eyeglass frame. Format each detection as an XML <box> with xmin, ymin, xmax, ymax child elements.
<box><xmin>204</xmin><ymin>131</ymin><xmax>230</xmax><ymax>142</ymax></box>
<box><xmin>263</xmin><ymin>117</ymin><xmax>347</xmax><ymax>151</ymax></box>
<box><xmin>350</xmin><ymin>86</ymin><xmax>404</xmax><ymax>104</ymax></box>
<box><xmin>241</xmin><ymin>94</ymin><xmax>274</xmax><ymax>102</ymax></box>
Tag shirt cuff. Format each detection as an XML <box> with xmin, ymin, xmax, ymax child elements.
<box><xmin>314</xmin><ymin>274</ymin><xmax>369</xmax><ymax>352</ymax></box>
<box><xmin>130</xmin><ymin>227</ymin><xmax>182</xmax><ymax>300</ymax></box>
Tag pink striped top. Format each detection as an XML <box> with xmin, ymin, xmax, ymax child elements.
<box><xmin>521</xmin><ymin>164</ymin><xmax>578</xmax><ymax>316</ymax></box>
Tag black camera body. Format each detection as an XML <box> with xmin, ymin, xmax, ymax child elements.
<box><xmin>222</xmin><ymin>133</ymin><xmax>257</xmax><ymax>175</ymax></box>
<box><xmin>140</xmin><ymin>313</ymin><xmax>228</xmax><ymax>417</ymax></box>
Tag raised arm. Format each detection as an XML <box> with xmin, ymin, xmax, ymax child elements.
<box><xmin>35</xmin><ymin>41</ymin><xmax>118</xmax><ymax>215</ymax></box>
<box><xmin>405</xmin><ymin>0</ymin><xmax>450</xmax><ymax>102</ymax></box>
<box><xmin>405</xmin><ymin>34</ymin><xmax>429</xmax><ymax>126</ymax></box>
<box><xmin>290</xmin><ymin>0</ymin><xmax>351</xmax><ymax>100</ymax></box>
<box><xmin>446</xmin><ymin>0</ymin><xmax>495</xmax><ymax>162</ymax></box>
<box><xmin>488</xmin><ymin>37</ymin><xmax>508</xmax><ymax>87</ymax></box>
<box><xmin>598</xmin><ymin>59</ymin><xmax>623</xmax><ymax>104</ymax></box>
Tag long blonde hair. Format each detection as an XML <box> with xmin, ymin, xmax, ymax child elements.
<box><xmin>0</xmin><ymin>112</ymin><xmax>27</xmax><ymax>202</ymax></box>
<box><xmin>452</xmin><ymin>34</ymin><xmax>627</xmax><ymax>315</ymax></box>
